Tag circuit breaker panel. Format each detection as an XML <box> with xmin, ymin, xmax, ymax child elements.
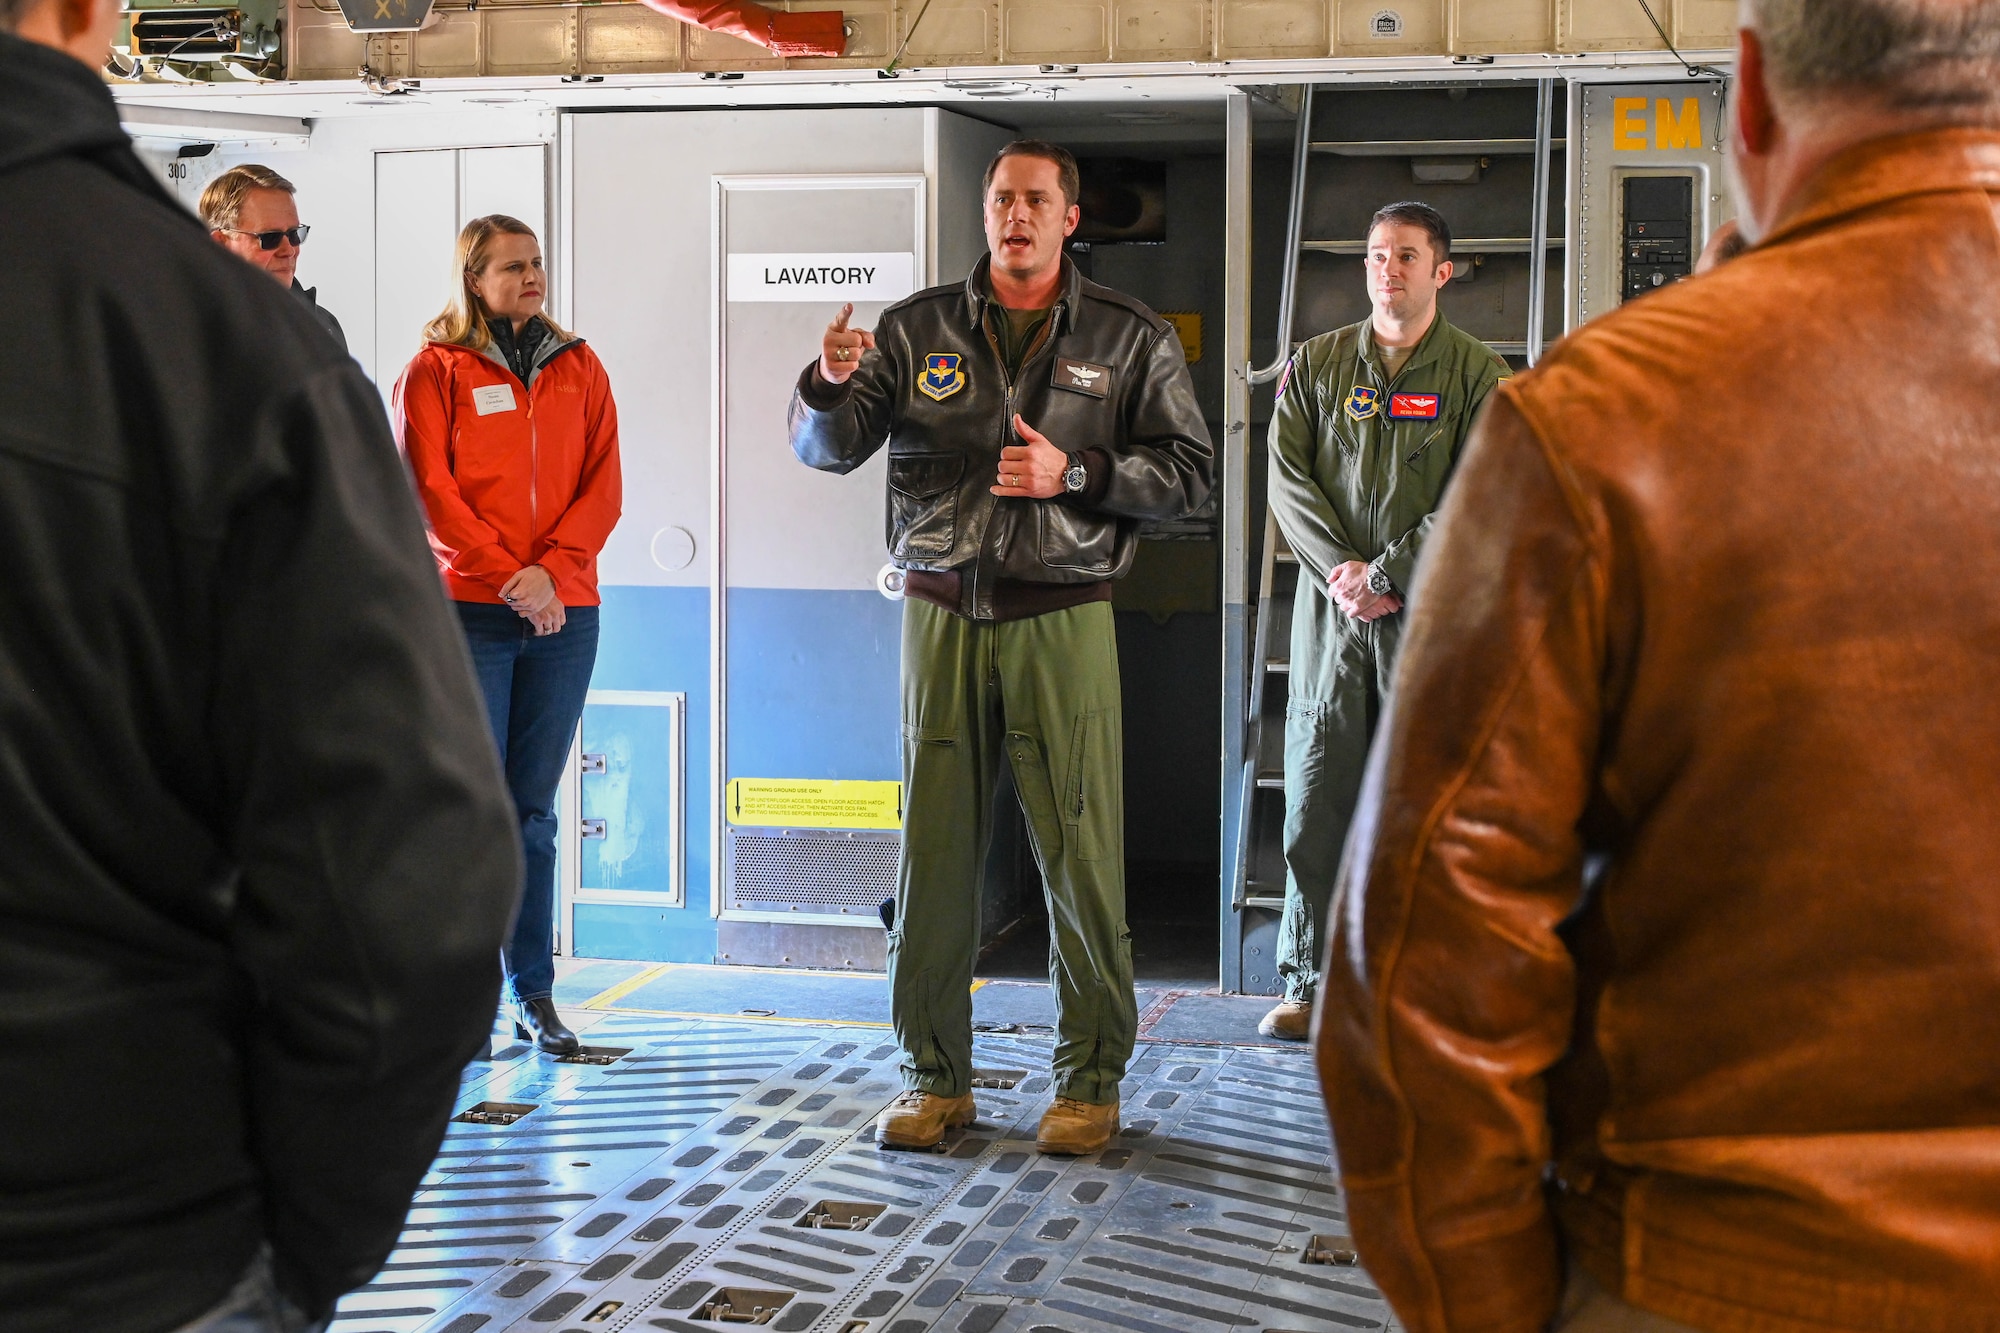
<box><xmin>1622</xmin><ymin>173</ymin><xmax>1696</xmax><ymax>300</ymax></box>
<box><xmin>1571</xmin><ymin>81</ymin><xmax>1733</xmax><ymax>327</ymax></box>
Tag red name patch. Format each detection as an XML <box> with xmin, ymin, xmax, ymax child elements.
<box><xmin>1389</xmin><ymin>393</ymin><xmax>1441</xmax><ymax>419</ymax></box>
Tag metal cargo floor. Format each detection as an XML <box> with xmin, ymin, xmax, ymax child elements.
<box><xmin>333</xmin><ymin>1006</ymin><xmax>1395</xmax><ymax>1333</ymax></box>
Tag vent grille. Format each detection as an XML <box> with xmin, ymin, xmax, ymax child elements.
<box><xmin>726</xmin><ymin>828</ymin><xmax>898</xmax><ymax>913</ymax></box>
<box><xmin>131</xmin><ymin>9</ymin><xmax>243</xmax><ymax>58</ymax></box>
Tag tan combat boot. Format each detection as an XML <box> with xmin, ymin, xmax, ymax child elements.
<box><xmin>876</xmin><ymin>1090</ymin><xmax>977</xmax><ymax>1149</ymax></box>
<box><xmin>1258</xmin><ymin>999</ymin><xmax>1312</xmax><ymax>1041</ymax></box>
<box><xmin>1035</xmin><ymin>1097</ymin><xmax>1119</xmax><ymax>1155</ymax></box>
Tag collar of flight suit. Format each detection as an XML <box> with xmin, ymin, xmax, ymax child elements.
<box><xmin>960</xmin><ymin>252</ymin><xmax>1084</xmax><ymax>337</ymax></box>
<box><xmin>1760</xmin><ymin>126</ymin><xmax>2000</xmax><ymax>252</ymax></box>
<box><xmin>1357</xmin><ymin>305</ymin><xmax>1453</xmax><ymax>383</ymax></box>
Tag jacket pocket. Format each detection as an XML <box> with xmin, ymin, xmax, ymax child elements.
<box><xmin>888</xmin><ymin>452</ymin><xmax>964</xmax><ymax>561</ymax></box>
<box><xmin>1405</xmin><ymin>426</ymin><xmax>1446</xmax><ymax>470</ymax></box>
<box><xmin>1035</xmin><ymin>501</ymin><xmax>1119</xmax><ymax>574</ymax></box>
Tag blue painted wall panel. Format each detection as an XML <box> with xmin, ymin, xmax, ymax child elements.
<box><xmin>573</xmin><ymin>585</ymin><xmax>902</xmax><ymax>963</ymax></box>
<box><xmin>581</xmin><ymin>585</ymin><xmax>716</xmax><ymax>959</ymax></box>
<box><xmin>726</xmin><ymin>588</ymin><xmax>902</xmax><ymax>782</ymax></box>
<box><xmin>574</xmin><ymin>904</ymin><xmax>717</xmax><ymax>964</ymax></box>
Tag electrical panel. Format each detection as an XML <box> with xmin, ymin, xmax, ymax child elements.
<box><xmin>1571</xmin><ymin>82</ymin><xmax>1732</xmax><ymax>328</ymax></box>
<box><xmin>1621</xmin><ymin>174</ymin><xmax>1695</xmax><ymax>301</ymax></box>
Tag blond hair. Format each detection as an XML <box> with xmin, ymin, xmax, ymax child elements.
<box><xmin>422</xmin><ymin>214</ymin><xmax>572</xmax><ymax>351</ymax></box>
<box><xmin>198</xmin><ymin>164</ymin><xmax>296</xmax><ymax>232</ymax></box>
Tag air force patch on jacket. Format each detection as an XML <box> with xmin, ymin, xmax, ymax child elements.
<box><xmin>919</xmin><ymin>353</ymin><xmax>966</xmax><ymax>402</ymax></box>
<box><xmin>1345</xmin><ymin>386</ymin><xmax>1380</xmax><ymax>421</ymax></box>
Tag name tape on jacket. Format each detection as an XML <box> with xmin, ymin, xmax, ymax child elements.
<box><xmin>727</xmin><ymin>253</ymin><xmax>918</xmax><ymax>303</ymax></box>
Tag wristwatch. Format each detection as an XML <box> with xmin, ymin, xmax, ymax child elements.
<box><xmin>1062</xmin><ymin>452</ymin><xmax>1089</xmax><ymax>494</ymax></box>
<box><xmin>1366</xmin><ymin>563</ymin><xmax>1395</xmax><ymax>597</ymax></box>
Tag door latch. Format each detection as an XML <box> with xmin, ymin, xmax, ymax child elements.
<box><xmin>580</xmin><ymin>752</ymin><xmax>607</xmax><ymax>775</ymax></box>
<box><xmin>581</xmin><ymin>818</ymin><xmax>607</xmax><ymax>840</ymax></box>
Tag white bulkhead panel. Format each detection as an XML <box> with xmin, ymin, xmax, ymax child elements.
<box><xmin>372</xmin><ymin>143</ymin><xmax>547</xmax><ymax>392</ymax></box>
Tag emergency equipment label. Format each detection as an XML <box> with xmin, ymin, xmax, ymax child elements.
<box><xmin>727</xmin><ymin>253</ymin><xmax>917</xmax><ymax>303</ymax></box>
<box><xmin>727</xmin><ymin>778</ymin><xmax>904</xmax><ymax>830</ymax></box>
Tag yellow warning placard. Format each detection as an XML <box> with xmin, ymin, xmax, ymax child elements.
<box><xmin>1160</xmin><ymin>311</ymin><xmax>1203</xmax><ymax>364</ymax></box>
<box><xmin>727</xmin><ymin>778</ymin><xmax>903</xmax><ymax>830</ymax></box>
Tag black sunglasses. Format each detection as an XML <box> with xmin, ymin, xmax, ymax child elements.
<box><xmin>226</xmin><ymin>225</ymin><xmax>310</xmax><ymax>250</ymax></box>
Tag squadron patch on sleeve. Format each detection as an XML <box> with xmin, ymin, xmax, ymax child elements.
<box><xmin>1344</xmin><ymin>386</ymin><xmax>1381</xmax><ymax>421</ymax></box>
<box><xmin>918</xmin><ymin>353</ymin><xmax>966</xmax><ymax>402</ymax></box>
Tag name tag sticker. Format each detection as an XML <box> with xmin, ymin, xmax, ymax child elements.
<box><xmin>1389</xmin><ymin>392</ymin><xmax>1441</xmax><ymax>420</ymax></box>
<box><xmin>1053</xmin><ymin>358</ymin><xmax>1111</xmax><ymax>398</ymax></box>
<box><xmin>473</xmin><ymin>383</ymin><xmax>517</xmax><ymax>416</ymax></box>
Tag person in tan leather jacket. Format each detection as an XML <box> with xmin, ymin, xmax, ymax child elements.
<box><xmin>1314</xmin><ymin>2</ymin><xmax>2000</xmax><ymax>1332</ymax></box>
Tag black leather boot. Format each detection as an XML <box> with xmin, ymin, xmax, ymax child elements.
<box><xmin>514</xmin><ymin>997</ymin><xmax>580</xmax><ymax>1055</ymax></box>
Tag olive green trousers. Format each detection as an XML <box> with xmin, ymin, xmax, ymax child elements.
<box><xmin>1278</xmin><ymin>610</ymin><xmax>1402</xmax><ymax>1004</ymax></box>
<box><xmin>892</xmin><ymin>598</ymin><xmax>1134</xmax><ymax>1106</ymax></box>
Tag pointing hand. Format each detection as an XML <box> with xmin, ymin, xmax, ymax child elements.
<box><xmin>819</xmin><ymin>303</ymin><xmax>877</xmax><ymax>384</ymax></box>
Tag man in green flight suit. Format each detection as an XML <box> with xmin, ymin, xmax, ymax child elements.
<box><xmin>791</xmin><ymin>141</ymin><xmax>1213</xmax><ymax>1151</ymax></box>
<box><xmin>1260</xmin><ymin>201</ymin><xmax>1509</xmax><ymax>1041</ymax></box>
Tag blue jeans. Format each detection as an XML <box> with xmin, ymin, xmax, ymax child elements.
<box><xmin>455</xmin><ymin>601</ymin><xmax>599</xmax><ymax>1005</ymax></box>
<box><xmin>171</xmin><ymin>1252</ymin><xmax>325</xmax><ymax>1333</ymax></box>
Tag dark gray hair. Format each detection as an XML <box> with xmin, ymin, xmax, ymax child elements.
<box><xmin>1748</xmin><ymin>0</ymin><xmax>2000</xmax><ymax>114</ymax></box>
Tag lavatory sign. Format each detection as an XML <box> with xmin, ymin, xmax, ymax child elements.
<box><xmin>727</xmin><ymin>252</ymin><xmax>917</xmax><ymax>303</ymax></box>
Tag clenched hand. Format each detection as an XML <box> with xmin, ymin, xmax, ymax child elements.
<box><xmin>1330</xmin><ymin>560</ymin><xmax>1401</xmax><ymax>622</ymax></box>
<box><xmin>991</xmin><ymin>415</ymin><xmax>1067</xmax><ymax>500</ymax></box>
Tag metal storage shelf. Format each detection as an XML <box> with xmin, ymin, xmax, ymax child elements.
<box><xmin>1310</xmin><ymin>138</ymin><xmax>1567</xmax><ymax>157</ymax></box>
<box><xmin>1302</xmin><ymin>236</ymin><xmax>1566</xmax><ymax>255</ymax></box>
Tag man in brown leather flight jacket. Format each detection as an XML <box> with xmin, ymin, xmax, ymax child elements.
<box><xmin>1315</xmin><ymin>2</ymin><xmax>2000</xmax><ymax>1332</ymax></box>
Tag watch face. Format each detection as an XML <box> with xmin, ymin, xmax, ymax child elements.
<box><xmin>1064</xmin><ymin>465</ymin><xmax>1087</xmax><ymax>492</ymax></box>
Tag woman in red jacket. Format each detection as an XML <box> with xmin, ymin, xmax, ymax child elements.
<box><xmin>395</xmin><ymin>214</ymin><xmax>622</xmax><ymax>1054</ymax></box>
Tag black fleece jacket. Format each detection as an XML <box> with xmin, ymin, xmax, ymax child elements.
<box><xmin>0</xmin><ymin>33</ymin><xmax>520</xmax><ymax>1331</ymax></box>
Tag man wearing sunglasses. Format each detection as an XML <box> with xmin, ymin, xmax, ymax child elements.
<box><xmin>199</xmin><ymin>163</ymin><xmax>348</xmax><ymax>354</ymax></box>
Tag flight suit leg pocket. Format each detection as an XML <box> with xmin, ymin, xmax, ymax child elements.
<box><xmin>1064</xmin><ymin>710</ymin><xmax>1115</xmax><ymax>863</ymax></box>
<box><xmin>1282</xmin><ymin>698</ymin><xmax>1334</xmax><ymax>807</ymax></box>
<box><xmin>1006</xmin><ymin>730</ymin><xmax>1065</xmax><ymax>875</ymax></box>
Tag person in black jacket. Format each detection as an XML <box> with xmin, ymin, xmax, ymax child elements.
<box><xmin>0</xmin><ymin>2</ymin><xmax>521</xmax><ymax>1330</ymax></box>
<box><xmin>199</xmin><ymin>162</ymin><xmax>350</xmax><ymax>355</ymax></box>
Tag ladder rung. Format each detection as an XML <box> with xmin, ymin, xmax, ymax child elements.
<box><xmin>1243</xmin><ymin>894</ymin><xmax>1287</xmax><ymax>912</ymax></box>
<box><xmin>1273</xmin><ymin>550</ymin><xmax>1298</xmax><ymax>565</ymax></box>
<box><xmin>1255</xmin><ymin>772</ymin><xmax>1285</xmax><ymax>790</ymax></box>
<box><xmin>1310</xmin><ymin>137</ymin><xmax>1567</xmax><ymax>157</ymax></box>
<box><xmin>1302</xmin><ymin>236</ymin><xmax>1566</xmax><ymax>256</ymax></box>
<box><xmin>1266</xmin><ymin>659</ymin><xmax>1290</xmax><ymax>674</ymax></box>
